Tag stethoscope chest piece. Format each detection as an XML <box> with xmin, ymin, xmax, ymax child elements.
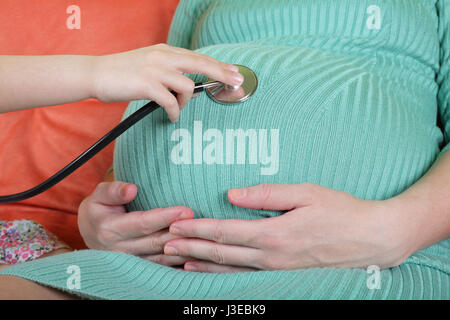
<box><xmin>0</xmin><ymin>64</ymin><xmax>259</xmax><ymax>204</ymax></box>
<box><xmin>206</xmin><ymin>65</ymin><xmax>258</xmax><ymax>104</ymax></box>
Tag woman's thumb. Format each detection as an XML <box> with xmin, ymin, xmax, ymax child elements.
<box><xmin>92</xmin><ymin>181</ymin><xmax>137</xmax><ymax>206</ymax></box>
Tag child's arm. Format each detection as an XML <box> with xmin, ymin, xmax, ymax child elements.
<box><xmin>0</xmin><ymin>44</ymin><xmax>242</xmax><ymax>122</ymax></box>
<box><xmin>0</xmin><ymin>55</ymin><xmax>95</xmax><ymax>113</ymax></box>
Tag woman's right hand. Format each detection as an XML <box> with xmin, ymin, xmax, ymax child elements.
<box><xmin>78</xmin><ymin>181</ymin><xmax>194</xmax><ymax>267</ymax></box>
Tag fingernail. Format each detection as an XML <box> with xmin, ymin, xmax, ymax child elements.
<box><xmin>165</xmin><ymin>246</ymin><xmax>178</xmax><ymax>255</ymax></box>
<box><xmin>185</xmin><ymin>263</ymin><xmax>197</xmax><ymax>272</ymax></box>
<box><xmin>227</xmin><ymin>64</ymin><xmax>239</xmax><ymax>72</ymax></box>
<box><xmin>232</xmin><ymin>72</ymin><xmax>244</xmax><ymax>85</ymax></box>
<box><xmin>177</xmin><ymin>211</ymin><xmax>191</xmax><ymax>220</ymax></box>
<box><xmin>170</xmin><ymin>225</ymin><xmax>182</xmax><ymax>235</ymax></box>
<box><xmin>120</xmin><ymin>185</ymin><xmax>128</xmax><ymax>198</ymax></box>
<box><xmin>229</xmin><ymin>188</ymin><xmax>247</xmax><ymax>200</ymax></box>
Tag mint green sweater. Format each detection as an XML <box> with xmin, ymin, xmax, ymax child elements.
<box><xmin>1</xmin><ymin>0</ymin><xmax>449</xmax><ymax>299</ymax></box>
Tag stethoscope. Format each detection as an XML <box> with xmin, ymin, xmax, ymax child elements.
<box><xmin>0</xmin><ymin>65</ymin><xmax>258</xmax><ymax>204</ymax></box>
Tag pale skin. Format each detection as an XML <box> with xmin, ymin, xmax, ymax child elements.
<box><xmin>1</xmin><ymin>103</ymin><xmax>449</xmax><ymax>298</ymax></box>
<box><xmin>76</xmin><ymin>150</ymin><xmax>450</xmax><ymax>273</ymax></box>
<box><xmin>0</xmin><ymin>43</ymin><xmax>242</xmax><ymax>298</ymax></box>
<box><xmin>0</xmin><ymin>249</ymin><xmax>77</xmax><ymax>300</ymax></box>
<box><xmin>78</xmin><ymin>179</ymin><xmax>194</xmax><ymax>266</ymax></box>
<box><xmin>0</xmin><ymin>44</ymin><xmax>448</xmax><ymax>296</ymax></box>
<box><xmin>167</xmin><ymin>151</ymin><xmax>450</xmax><ymax>272</ymax></box>
<box><xmin>0</xmin><ymin>43</ymin><xmax>243</xmax><ymax>121</ymax></box>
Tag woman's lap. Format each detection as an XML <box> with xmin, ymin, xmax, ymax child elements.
<box><xmin>0</xmin><ymin>249</ymin><xmax>447</xmax><ymax>299</ymax></box>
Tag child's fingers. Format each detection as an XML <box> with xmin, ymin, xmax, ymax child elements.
<box><xmin>176</xmin><ymin>91</ymin><xmax>191</xmax><ymax>112</ymax></box>
<box><xmin>147</xmin><ymin>82</ymin><xmax>181</xmax><ymax>122</ymax></box>
<box><xmin>171</xmin><ymin>46</ymin><xmax>239</xmax><ymax>74</ymax></box>
<box><xmin>160</xmin><ymin>72</ymin><xmax>195</xmax><ymax>110</ymax></box>
<box><xmin>173</xmin><ymin>54</ymin><xmax>243</xmax><ymax>89</ymax></box>
<box><xmin>169</xmin><ymin>46</ymin><xmax>227</xmax><ymax>65</ymax></box>
<box><xmin>107</xmin><ymin>206</ymin><xmax>194</xmax><ymax>239</ymax></box>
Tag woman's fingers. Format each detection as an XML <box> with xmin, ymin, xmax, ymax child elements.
<box><xmin>227</xmin><ymin>183</ymin><xmax>318</xmax><ymax>211</ymax></box>
<box><xmin>142</xmin><ymin>254</ymin><xmax>191</xmax><ymax>267</ymax></box>
<box><xmin>106</xmin><ymin>206</ymin><xmax>194</xmax><ymax>239</ymax></box>
<box><xmin>184</xmin><ymin>260</ymin><xmax>257</xmax><ymax>273</ymax></box>
<box><xmin>114</xmin><ymin>228</ymin><xmax>183</xmax><ymax>256</ymax></box>
<box><xmin>79</xmin><ymin>179</ymin><xmax>199</xmax><ymax>261</ymax></box>
<box><xmin>90</xmin><ymin>181</ymin><xmax>137</xmax><ymax>207</ymax></box>
<box><xmin>169</xmin><ymin>218</ymin><xmax>265</xmax><ymax>247</ymax></box>
<box><xmin>164</xmin><ymin>238</ymin><xmax>262</xmax><ymax>269</ymax></box>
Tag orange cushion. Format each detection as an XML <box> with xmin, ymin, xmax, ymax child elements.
<box><xmin>0</xmin><ymin>0</ymin><xmax>179</xmax><ymax>249</ymax></box>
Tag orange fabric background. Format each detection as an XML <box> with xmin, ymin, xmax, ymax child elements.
<box><xmin>0</xmin><ymin>0</ymin><xmax>179</xmax><ymax>249</ymax></box>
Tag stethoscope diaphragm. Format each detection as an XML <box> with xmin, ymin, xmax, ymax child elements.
<box><xmin>0</xmin><ymin>65</ymin><xmax>258</xmax><ymax>203</ymax></box>
<box><xmin>205</xmin><ymin>65</ymin><xmax>258</xmax><ymax>104</ymax></box>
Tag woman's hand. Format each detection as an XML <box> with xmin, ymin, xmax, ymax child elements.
<box><xmin>92</xmin><ymin>43</ymin><xmax>243</xmax><ymax>122</ymax></box>
<box><xmin>78</xmin><ymin>181</ymin><xmax>194</xmax><ymax>267</ymax></box>
<box><xmin>165</xmin><ymin>183</ymin><xmax>417</xmax><ymax>273</ymax></box>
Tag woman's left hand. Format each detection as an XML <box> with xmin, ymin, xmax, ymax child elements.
<box><xmin>165</xmin><ymin>183</ymin><xmax>417</xmax><ymax>273</ymax></box>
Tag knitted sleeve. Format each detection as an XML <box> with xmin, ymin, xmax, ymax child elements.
<box><xmin>167</xmin><ymin>0</ymin><xmax>212</xmax><ymax>49</ymax></box>
<box><xmin>437</xmin><ymin>0</ymin><xmax>450</xmax><ymax>156</ymax></box>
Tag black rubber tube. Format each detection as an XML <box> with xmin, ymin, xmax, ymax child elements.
<box><xmin>0</xmin><ymin>99</ymin><xmax>163</xmax><ymax>204</ymax></box>
<box><xmin>0</xmin><ymin>82</ymin><xmax>212</xmax><ymax>204</ymax></box>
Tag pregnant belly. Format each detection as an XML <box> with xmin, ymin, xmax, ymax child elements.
<box><xmin>114</xmin><ymin>44</ymin><xmax>439</xmax><ymax>219</ymax></box>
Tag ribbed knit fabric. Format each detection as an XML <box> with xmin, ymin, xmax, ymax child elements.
<box><xmin>1</xmin><ymin>0</ymin><xmax>449</xmax><ymax>299</ymax></box>
<box><xmin>0</xmin><ymin>249</ymin><xmax>448</xmax><ymax>299</ymax></box>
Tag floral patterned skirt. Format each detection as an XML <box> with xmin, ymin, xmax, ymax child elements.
<box><xmin>0</xmin><ymin>220</ymin><xmax>69</xmax><ymax>264</ymax></box>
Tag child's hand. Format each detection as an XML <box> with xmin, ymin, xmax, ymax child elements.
<box><xmin>92</xmin><ymin>44</ymin><xmax>243</xmax><ymax>122</ymax></box>
<box><xmin>78</xmin><ymin>181</ymin><xmax>194</xmax><ymax>266</ymax></box>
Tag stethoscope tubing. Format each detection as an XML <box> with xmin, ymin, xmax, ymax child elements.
<box><xmin>0</xmin><ymin>82</ymin><xmax>214</xmax><ymax>204</ymax></box>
